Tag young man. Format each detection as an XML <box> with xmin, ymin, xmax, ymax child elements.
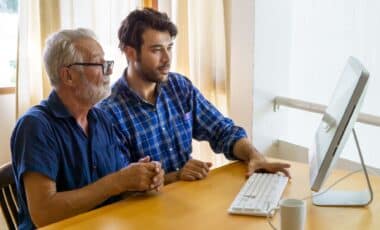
<box><xmin>98</xmin><ymin>8</ymin><xmax>290</xmax><ymax>184</ymax></box>
<box><xmin>11</xmin><ymin>28</ymin><xmax>164</xmax><ymax>230</ymax></box>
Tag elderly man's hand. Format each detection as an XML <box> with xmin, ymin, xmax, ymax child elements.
<box><xmin>178</xmin><ymin>159</ymin><xmax>212</xmax><ymax>181</ymax></box>
<box><xmin>118</xmin><ymin>160</ymin><xmax>164</xmax><ymax>192</ymax></box>
<box><xmin>137</xmin><ymin>156</ymin><xmax>164</xmax><ymax>192</ymax></box>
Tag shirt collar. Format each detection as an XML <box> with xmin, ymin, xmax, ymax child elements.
<box><xmin>44</xmin><ymin>90</ymin><xmax>98</xmax><ymax>122</ymax></box>
<box><xmin>115</xmin><ymin>68</ymin><xmax>165</xmax><ymax>105</ymax></box>
<box><xmin>44</xmin><ymin>91</ymin><xmax>72</xmax><ymax>118</ymax></box>
<box><xmin>118</xmin><ymin>69</ymin><xmax>143</xmax><ymax>103</ymax></box>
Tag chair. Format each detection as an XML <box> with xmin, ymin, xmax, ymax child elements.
<box><xmin>0</xmin><ymin>163</ymin><xmax>18</xmax><ymax>230</ymax></box>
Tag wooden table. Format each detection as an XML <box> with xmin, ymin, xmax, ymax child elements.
<box><xmin>41</xmin><ymin>160</ymin><xmax>380</xmax><ymax>230</ymax></box>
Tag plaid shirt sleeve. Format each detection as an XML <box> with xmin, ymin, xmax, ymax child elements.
<box><xmin>186</xmin><ymin>79</ymin><xmax>247</xmax><ymax>160</ymax></box>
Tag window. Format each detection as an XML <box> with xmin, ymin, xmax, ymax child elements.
<box><xmin>0</xmin><ymin>0</ymin><xmax>18</xmax><ymax>89</ymax></box>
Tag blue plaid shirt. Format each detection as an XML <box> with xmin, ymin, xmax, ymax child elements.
<box><xmin>98</xmin><ymin>71</ymin><xmax>247</xmax><ymax>173</ymax></box>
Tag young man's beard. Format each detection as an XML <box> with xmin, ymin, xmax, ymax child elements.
<box><xmin>136</xmin><ymin>53</ymin><xmax>169</xmax><ymax>83</ymax></box>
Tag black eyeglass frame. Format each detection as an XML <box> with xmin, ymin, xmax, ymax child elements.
<box><xmin>66</xmin><ymin>60</ymin><xmax>114</xmax><ymax>75</ymax></box>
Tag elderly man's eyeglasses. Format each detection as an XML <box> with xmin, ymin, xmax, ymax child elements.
<box><xmin>66</xmin><ymin>60</ymin><xmax>114</xmax><ymax>75</ymax></box>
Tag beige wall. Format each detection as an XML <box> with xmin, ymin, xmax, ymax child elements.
<box><xmin>251</xmin><ymin>1</ymin><xmax>292</xmax><ymax>153</ymax></box>
<box><xmin>225</xmin><ymin>0</ymin><xmax>254</xmax><ymax>140</ymax></box>
<box><xmin>0</xmin><ymin>93</ymin><xmax>15</xmax><ymax>165</ymax></box>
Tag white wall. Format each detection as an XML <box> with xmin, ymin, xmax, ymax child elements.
<box><xmin>252</xmin><ymin>0</ymin><xmax>292</xmax><ymax>153</ymax></box>
<box><xmin>227</xmin><ymin>0</ymin><xmax>255</xmax><ymax>140</ymax></box>
<box><xmin>0</xmin><ymin>94</ymin><xmax>15</xmax><ymax>165</ymax></box>
<box><xmin>221</xmin><ymin>0</ymin><xmax>295</xmax><ymax>155</ymax></box>
<box><xmin>286</xmin><ymin>0</ymin><xmax>380</xmax><ymax>168</ymax></box>
<box><xmin>255</xmin><ymin>0</ymin><xmax>380</xmax><ymax>169</ymax></box>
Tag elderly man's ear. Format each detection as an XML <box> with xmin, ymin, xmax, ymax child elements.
<box><xmin>60</xmin><ymin>67</ymin><xmax>74</xmax><ymax>86</ymax></box>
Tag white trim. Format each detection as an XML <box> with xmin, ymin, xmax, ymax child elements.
<box><xmin>274</xmin><ymin>96</ymin><xmax>380</xmax><ymax>127</ymax></box>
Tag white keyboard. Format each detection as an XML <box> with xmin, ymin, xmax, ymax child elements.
<box><xmin>228</xmin><ymin>173</ymin><xmax>288</xmax><ymax>216</ymax></box>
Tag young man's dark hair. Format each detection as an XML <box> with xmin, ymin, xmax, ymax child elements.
<box><xmin>118</xmin><ymin>7</ymin><xmax>178</xmax><ymax>52</ymax></box>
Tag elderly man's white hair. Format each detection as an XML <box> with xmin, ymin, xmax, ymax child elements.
<box><xmin>43</xmin><ymin>28</ymin><xmax>98</xmax><ymax>88</ymax></box>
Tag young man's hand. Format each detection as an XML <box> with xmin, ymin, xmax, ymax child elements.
<box><xmin>246</xmin><ymin>158</ymin><xmax>291</xmax><ymax>178</ymax></box>
<box><xmin>178</xmin><ymin>159</ymin><xmax>212</xmax><ymax>181</ymax></box>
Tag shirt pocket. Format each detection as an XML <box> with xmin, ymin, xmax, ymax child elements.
<box><xmin>171</xmin><ymin>111</ymin><xmax>193</xmax><ymax>155</ymax></box>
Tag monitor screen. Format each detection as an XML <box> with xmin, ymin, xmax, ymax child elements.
<box><xmin>309</xmin><ymin>56</ymin><xmax>369</xmax><ymax>192</ymax></box>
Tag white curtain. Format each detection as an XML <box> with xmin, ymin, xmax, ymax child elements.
<box><xmin>16</xmin><ymin>0</ymin><xmax>44</xmax><ymax>118</ymax></box>
<box><xmin>159</xmin><ymin>0</ymin><xmax>230</xmax><ymax>168</ymax></box>
<box><xmin>16</xmin><ymin>0</ymin><xmax>61</xmax><ymax>118</ymax></box>
<box><xmin>59</xmin><ymin>0</ymin><xmax>141</xmax><ymax>84</ymax></box>
<box><xmin>16</xmin><ymin>0</ymin><xmax>142</xmax><ymax>120</ymax></box>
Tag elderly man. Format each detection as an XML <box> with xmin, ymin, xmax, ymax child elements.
<box><xmin>11</xmin><ymin>28</ymin><xmax>164</xmax><ymax>230</ymax></box>
<box><xmin>98</xmin><ymin>8</ymin><xmax>290</xmax><ymax>184</ymax></box>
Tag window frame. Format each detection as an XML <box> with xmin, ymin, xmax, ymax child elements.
<box><xmin>0</xmin><ymin>86</ymin><xmax>16</xmax><ymax>95</ymax></box>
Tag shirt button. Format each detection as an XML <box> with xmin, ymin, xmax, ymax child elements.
<box><xmin>169</xmin><ymin>148</ymin><xmax>173</xmax><ymax>151</ymax></box>
<box><xmin>162</xmin><ymin>127</ymin><xmax>166</xmax><ymax>130</ymax></box>
<box><xmin>175</xmin><ymin>167</ymin><xmax>179</xmax><ymax>171</ymax></box>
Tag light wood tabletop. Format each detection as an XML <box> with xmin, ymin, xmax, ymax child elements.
<box><xmin>40</xmin><ymin>159</ymin><xmax>380</xmax><ymax>230</ymax></box>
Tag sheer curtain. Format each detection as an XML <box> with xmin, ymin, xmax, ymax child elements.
<box><xmin>59</xmin><ymin>0</ymin><xmax>141</xmax><ymax>84</ymax></box>
<box><xmin>16</xmin><ymin>0</ymin><xmax>59</xmax><ymax>118</ymax></box>
<box><xmin>16</xmin><ymin>0</ymin><xmax>141</xmax><ymax>120</ymax></box>
<box><xmin>159</xmin><ymin>0</ymin><xmax>230</xmax><ymax>167</ymax></box>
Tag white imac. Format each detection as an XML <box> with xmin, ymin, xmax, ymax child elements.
<box><xmin>309</xmin><ymin>56</ymin><xmax>373</xmax><ymax>206</ymax></box>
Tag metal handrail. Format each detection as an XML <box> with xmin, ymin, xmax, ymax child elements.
<box><xmin>273</xmin><ymin>96</ymin><xmax>380</xmax><ymax>127</ymax></box>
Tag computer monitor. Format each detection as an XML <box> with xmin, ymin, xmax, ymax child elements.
<box><xmin>309</xmin><ymin>56</ymin><xmax>373</xmax><ymax>206</ymax></box>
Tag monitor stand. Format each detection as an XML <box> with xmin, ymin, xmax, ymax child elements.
<box><xmin>312</xmin><ymin>129</ymin><xmax>374</xmax><ymax>206</ymax></box>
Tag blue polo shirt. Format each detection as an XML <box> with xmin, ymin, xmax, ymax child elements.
<box><xmin>11</xmin><ymin>91</ymin><xmax>130</xmax><ymax>230</ymax></box>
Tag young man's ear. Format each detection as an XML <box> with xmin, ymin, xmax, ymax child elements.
<box><xmin>124</xmin><ymin>46</ymin><xmax>138</xmax><ymax>62</ymax></box>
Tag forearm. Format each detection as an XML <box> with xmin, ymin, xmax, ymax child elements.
<box><xmin>232</xmin><ymin>138</ymin><xmax>265</xmax><ymax>162</ymax></box>
<box><xmin>28</xmin><ymin>172</ymin><xmax>121</xmax><ymax>227</ymax></box>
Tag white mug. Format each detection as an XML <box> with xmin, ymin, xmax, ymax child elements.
<box><xmin>279</xmin><ymin>198</ymin><xmax>306</xmax><ymax>230</ymax></box>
